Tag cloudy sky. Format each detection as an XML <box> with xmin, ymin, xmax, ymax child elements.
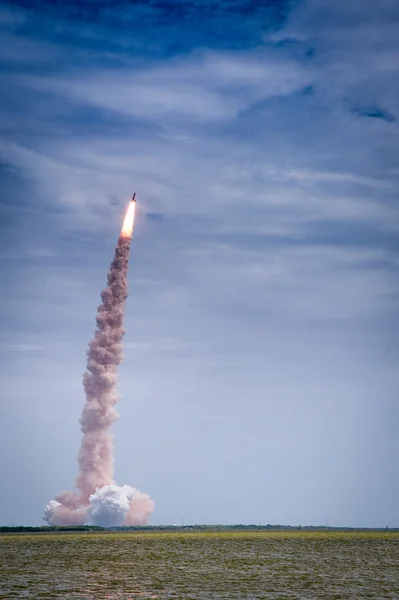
<box><xmin>0</xmin><ymin>0</ymin><xmax>398</xmax><ymax>527</ymax></box>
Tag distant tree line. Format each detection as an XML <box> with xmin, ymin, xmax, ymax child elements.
<box><xmin>106</xmin><ymin>524</ymin><xmax>399</xmax><ymax>532</ymax></box>
<box><xmin>1</xmin><ymin>524</ymin><xmax>397</xmax><ymax>533</ymax></box>
<box><xmin>0</xmin><ymin>525</ymin><xmax>103</xmax><ymax>533</ymax></box>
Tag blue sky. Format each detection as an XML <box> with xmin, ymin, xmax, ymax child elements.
<box><xmin>0</xmin><ymin>0</ymin><xmax>398</xmax><ymax>527</ymax></box>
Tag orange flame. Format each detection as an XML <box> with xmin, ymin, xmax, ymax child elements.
<box><xmin>120</xmin><ymin>200</ymin><xmax>136</xmax><ymax>238</ymax></box>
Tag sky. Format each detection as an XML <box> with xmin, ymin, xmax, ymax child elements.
<box><xmin>0</xmin><ymin>0</ymin><xmax>398</xmax><ymax>528</ymax></box>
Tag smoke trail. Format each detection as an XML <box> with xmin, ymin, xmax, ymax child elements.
<box><xmin>44</xmin><ymin>202</ymin><xmax>154</xmax><ymax>526</ymax></box>
<box><xmin>78</xmin><ymin>235</ymin><xmax>130</xmax><ymax>501</ymax></box>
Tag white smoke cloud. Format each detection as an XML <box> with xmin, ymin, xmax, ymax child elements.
<box><xmin>44</xmin><ymin>484</ymin><xmax>155</xmax><ymax>527</ymax></box>
<box><xmin>43</xmin><ymin>500</ymin><xmax>61</xmax><ymax>523</ymax></box>
<box><xmin>88</xmin><ymin>485</ymin><xmax>132</xmax><ymax>527</ymax></box>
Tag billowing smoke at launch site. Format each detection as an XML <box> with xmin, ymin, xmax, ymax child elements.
<box><xmin>44</xmin><ymin>198</ymin><xmax>154</xmax><ymax>527</ymax></box>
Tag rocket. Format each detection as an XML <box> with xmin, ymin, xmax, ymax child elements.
<box><xmin>132</xmin><ymin>193</ymin><xmax>136</xmax><ymax>202</ymax></box>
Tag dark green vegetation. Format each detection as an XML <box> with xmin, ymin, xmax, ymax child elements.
<box><xmin>1</xmin><ymin>531</ymin><xmax>399</xmax><ymax>599</ymax></box>
<box><xmin>0</xmin><ymin>525</ymin><xmax>103</xmax><ymax>533</ymax></box>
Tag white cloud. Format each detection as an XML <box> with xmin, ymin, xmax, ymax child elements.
<box><xmin>17</xmin><ymin>48</ymin><xmax>311</xmax><ymax>122</ymax></box>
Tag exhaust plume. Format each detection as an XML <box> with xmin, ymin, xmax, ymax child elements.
<box><xmin>44</xmin><ymin>199</ymin><xmax>154</xmax><ymax>526</ymax></box>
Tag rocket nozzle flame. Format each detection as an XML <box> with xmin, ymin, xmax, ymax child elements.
<box><xmin>120</xmin><ymin>200</ymin><xmax>136</xmax><ymax>238</ymax></box>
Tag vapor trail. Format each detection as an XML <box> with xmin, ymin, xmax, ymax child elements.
<box><xmin>77</xmin><ymin>234</ymin><xmax>130</xmax><ymax>501</ymax></box>
<box><xmin>44</xmin><ymin>199</ymin><xmax>154</xmax><ymax>526</ymax></box>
